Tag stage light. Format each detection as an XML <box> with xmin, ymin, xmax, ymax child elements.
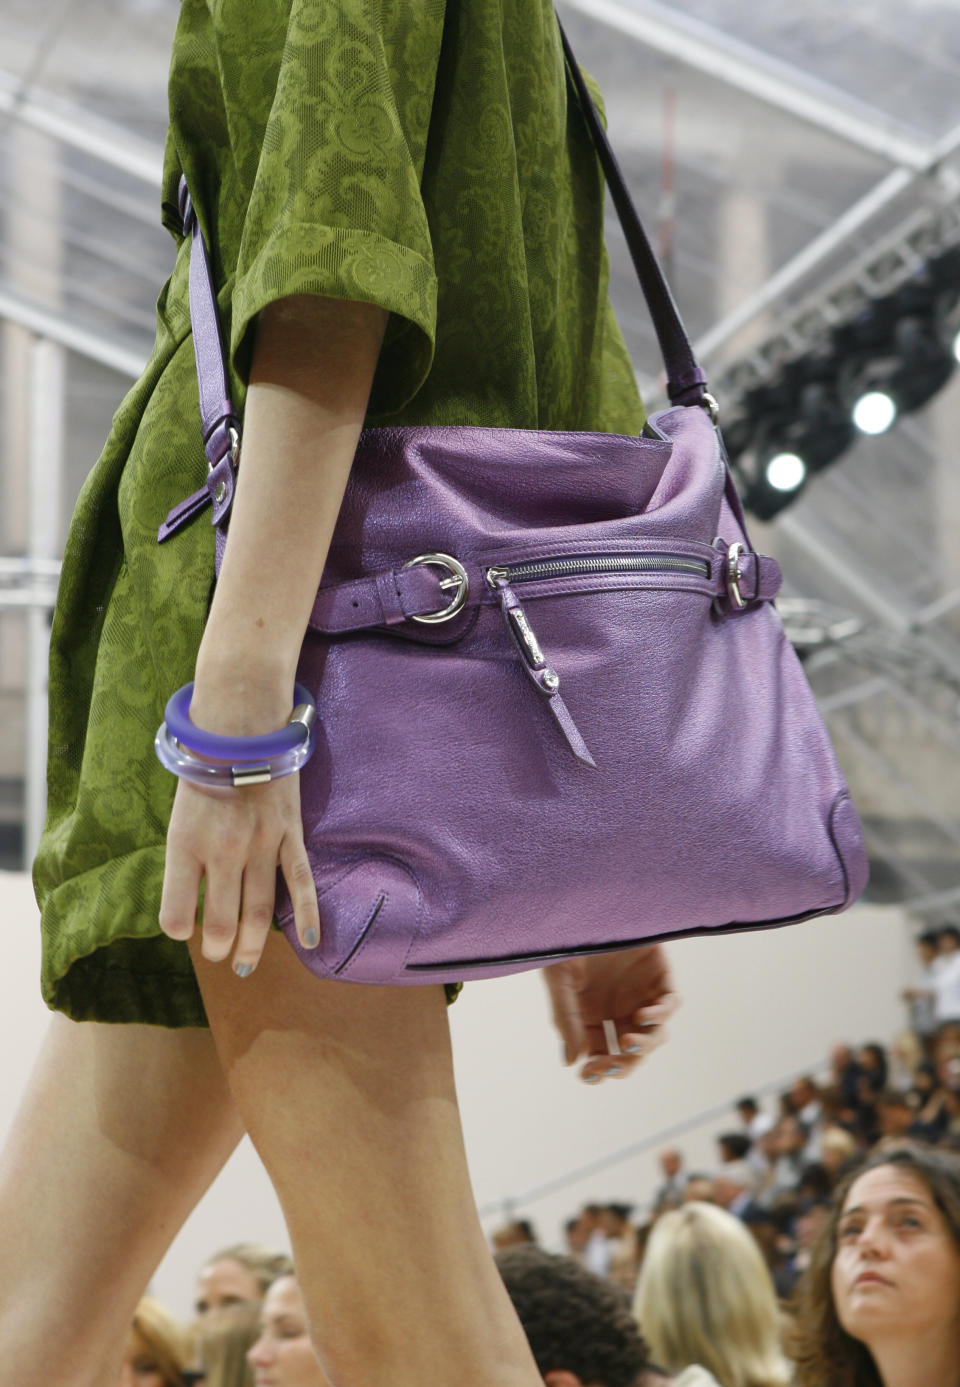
<box><xmin>852</xmin><ymin>390</ymin><xmax>897</xmax><ymax>435</ymax></box>
<box><xmin>765</xmin><ymin>452</ymin><xmax>807</xmax><ymax>491</ymax></box>
<box><xmin>837</xmin><ymin>282</ymin><xmax>956</xmax><ymax>425</ymax></box>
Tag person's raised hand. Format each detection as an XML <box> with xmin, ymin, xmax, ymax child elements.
<box><xmin>542</xmin><ymin>944</ymin><xmax>680</xmax><ymax>1083</ymax></box>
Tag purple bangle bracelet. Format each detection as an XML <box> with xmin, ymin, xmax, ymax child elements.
<box><xmin>163</xmin><ymin>681</ymin><xmax>316</xmax><ymax>759</ymax></box>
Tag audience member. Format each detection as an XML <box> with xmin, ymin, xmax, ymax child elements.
<box><xmin>601</xmin><ymin>1203</ymin><xmax>640</xmax><ymax>1293</ymax></box>
<box><xmin>736</xmin><ymin>1097</ymin><xmax>773</xmax><ymax>1145</ymax></box>
<box><xmin>493</xmin><ymin>1219</ymin><xmax>539</xmax><ymax>1249</ymax></box>
<box><xmin>717</xmin><ymin>1133</ymin><xmax>752</xmax><ymax>1164</ymax></box>
<box><xmin>581</xmin><ymin>1203</ymin><xmax>614</xmax><ymax>1278</ymax></box>
<box><xmin>792</xmin><ymin>1198</ymin><xmax>830</xmax><ymax>1274</ymax></box>
<box><xmin>901</xmin><ymin>930</ymin><xmax>941</xmax><ymax>1051</ymax></box>
<box><xmin>830</xmin><ymin>1045</ymin><xmax>866</xmax><ymax>1117</ymax></box>
<box><xmin>634</xmin><ymin>1202</ymin><xmax>792</xmax><ymax>1387</ymax></box>
<box><xmin>789</xmin><ymin>1077</ymin><xmax>823</xmax><ymax>1131</ymax></box>
<box><xmin>789</xmin><ymin>1142</ymin><xmax>960</xmax><ymax>1387</ymax></box>
<box><xmin>819</xmin><ymin>1126</ymin><xmax>860</xmax><ymax>1183</ymax></box>
<box><xmin>796</xmin><ymin>1162</ymin><xmax>833</xmax><ymax>1204</ymax></box>
<box><xmin>856</xmin><ymin>1045</ymin><xmax>889</xmax><ymax>1096</ymax></box>
<box><xmin>565</xmin><ymin>1213</ymin><xmax>591</xmax><ymax>1259</ymax></box>
<box><xmin>740</xmin><ymin>1207</ymin><xmax>794</xmax><ymax>1302</ymax></box>
<box><xmin>192</xmin><ymin>1302</ymin><xmax>260</xmax><ymax>1387</ymax></box>
<box><xmin>933</xmin><ymin>927</ymin><xmax>960</xmax><ymax>1031</ymax></box>
<box><xmin>193</xmin><ymin>1243</ymin><xmax>293</xmax><ymax>1321</ymax></box>
<box><xmin>887</xmin><ymin>1030</ymin><xmax>924</xmax><ymax>1093</ymax></box>
<box><xmin>681</xmin><ymin>1174</ymin><xmax>714</xmax><ymax>1205</ymax></box>
<box><xmin>758</xmin><ymin>1115</ymin><xmax>808</xmax><ymax>1205</ymax></box>
<box><xmin>121</xmin><ymin>1297</ymin><xmax>193</xmax><ymax>1387</ymax></box>
<box><xmin>712</xmin><ymin>1162</ymin><xmax>762</xmax><ymax>1222</ymax></box>
<box><xmin>496</xmin><ymin>1244</ymin><xmax>681</xmax><ymax>1387</ymax></box>
<box><xmin>653</xmin><ymin>1148</ymin><xmax>688</xmax><ymax>1210</ymax></box>
<box><xmin>874</xmin><ymin>1090</ymin><xmax>922</xmax><ymax>1140</ymax></box>
<box><xmin>246</xmin><ymin>1274</ymin><xmax>331</xmax><ymax>1387</ymax></box>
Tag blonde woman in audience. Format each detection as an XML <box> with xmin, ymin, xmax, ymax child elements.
<box><xmin>819</xmin><ymin>1127</ymin><xmax>859</xmax><ymax>1184</ymax></box>
<box><xmin>120</xmin><ymin>1297</ymin><xmax>193</xmax><ymax>1387</ymax></box>
<box><xmin>192</xmin><ymin>1302</ymin><xmax>260</xmax><ymax>1387</ymax></box>
<box><xmin>247</xmin><ymin>1274</ymin><xmax>332</xmax><ymax>1387</ymax></box>
<box><xmin>789</xmin><ymin>1141</ymin><xmax>960</xmax><ymax>1387</ymax></box>
<box><xmin>888</xmin><ymin>1031</ymin><xmax>924</xmax><ymax>1094</ymax></box>
<box><xmin>194</xmin><ymin>1243</ymin><xmax>294</xmax><ymax>1321</ymax></box>
<box><xmin>633</xmin><ymin>1202</ymin><xmax>792</xmax><ymax>1387</ymax></box>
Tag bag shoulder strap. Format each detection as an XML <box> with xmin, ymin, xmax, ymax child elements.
<box><xmin>556</xmin><ymin>18</ymin><xmax>711</xmax><ymax>414</ymax></box>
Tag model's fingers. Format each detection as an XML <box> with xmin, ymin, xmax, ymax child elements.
<box><xmin>158</xmin><ymin>837</ymin><xmax>202</xmax><ymax>941</ymax></box>
<box><xmin>544</xmin><ymin>966</ymin><xmax>586</xmax><ymax>1066</ymax></box>
<box><xmin>199</xmin><ymin>861</ymin><xmax>243</xmax><ymax>962</ymax></box>
<box><xmin>232</xmin><ymin>856</ymin><xmax>281</xmax><ymax>977</ymax></box>
<box><xmin>279</xmin><ymin>833</ymin><xmax>321</xmax><ymax>952</ymax></box>
<box><xmin>633</xmin><ymin>993</ymin><xmax>682</xmax><ymax>1028</ymax></box>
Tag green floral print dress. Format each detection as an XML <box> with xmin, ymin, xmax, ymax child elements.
<box><xmin>32</xmin><ymin>0</ymin><xmax>645</xmax><ymax>1027</ymax></box>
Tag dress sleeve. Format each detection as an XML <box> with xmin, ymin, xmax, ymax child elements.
<box><xmin>221</xmin><ymin>0</ymin><xmax>446</xmax><ymax>415</ymax></box>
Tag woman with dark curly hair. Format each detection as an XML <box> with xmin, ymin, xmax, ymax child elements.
<box><xmin>789</xmin><ymin>1141</ymin><xmax>960</xmax><ymax>1387</ymax></box>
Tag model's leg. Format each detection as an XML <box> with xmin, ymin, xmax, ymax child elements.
<box><xmin>0</xmin><ymin>1012</ymin><xmax>245</xmax><ymax>1387</ymax></box>
<box><xmin>189</xmin><ymin>930</ymin><xmax>542</xmax><ymax>1387</ymax></box>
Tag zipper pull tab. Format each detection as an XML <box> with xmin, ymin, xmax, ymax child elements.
<box><xmin>486</xmin><ymin>567</ymin><xmax>597</xmax><ymax>769</ymax></box>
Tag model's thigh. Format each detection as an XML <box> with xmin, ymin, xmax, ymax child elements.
<box><xmin>0</xmin><ymin>1013</ymin><xmax>244</xmax><ymax>1387</ymax></box>
<box><xmin>189</xmin><ymin>930</ymin><xmax>540</xmax><ymax>1387</ymax></box>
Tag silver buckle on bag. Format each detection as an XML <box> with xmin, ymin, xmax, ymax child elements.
<box><xmin>402</xmin><ymin>552</ymin><xmax>470</xmax><ymax>623</ymax></box>
<box><xmin>726</xmin><ymin>541</ymin><xmax>747</xmax><ymax>610</ymax></box>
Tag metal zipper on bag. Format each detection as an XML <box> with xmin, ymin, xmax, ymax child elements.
<box><xmin>483</xmin><ymin>553</ymin><xmax>710</xmax><ymax>769</ymax></box>
<box><xmin>484</xmin><ymin>566</ymin><xmax>596</xmax><ymax>768</ymax></box>
<box><xmin>485</xmin><ymin>552</ymin><xmax>709</xmax><ymax>585</ymax></box>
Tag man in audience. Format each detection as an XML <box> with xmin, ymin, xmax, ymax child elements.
<box><xmin>875</xmin><ymin>1089</ymin><xmax>923</xmax><ymax>1138</ymax></box>
<box><xmin>496</xmin><ymin>1244</ymin><xmax>672</xmax><ymax>1387</ymax></box>
<box><xmin>933</xmin><ymin>925</ymin><xmax>960</xmax><ymax>1031</ymax></box>
<box><xmin>760</xmin><ymin>1113</ymin><xmax>808</xmax><ymax>1204</ymax></box>
<box><xmin>580</xmin><ymin>1204</ymin><xmax>613</xmax><ymax>1278</ymax></box>
<box><xmin>652</xmin><ymin>1148</ymin><xmax>687</xmax><ymax>1210</ymax></box>
<box><xmin>711</xmin><ymin>1160</ymin><xmax>761</xmax><ymax>1222</ymax></box>
<box><xmin>492</xmin><ymin>1219</ymin><xmax>539</xmax><ymax>1249</ymax></box>
<box><xmin>789</xmin><ymin>1076</ymin><xmax>822</xmax><ymax>1130</ymax></box>
<box><xmin>600</xmin><ymin>1203</ymin><xmax>639</xmax><ymax>1293</ymax></box>
<box><xmin>716</xmin><ymin>1132</ymin><xmax>752</xmax><ymax>1165</ymax></box>
<box><xmin>681</xmin><ymin>1173</ymin><xmax>714</xmax><ymax>1204</ymax></box>
<box><xmin>902</xmin><ymin>929</ymin><xmax>942</xmax><ymax>1052</ymax></box>
<box><xmin>564</xmin><ymin>1214</ymin><xmax>591</xmax><ymax>1259</ymax></box>
<box><xmin>736</xmin><ymin>1094</ymin><xmax>775</xmax><ymax>1143</ymax></box>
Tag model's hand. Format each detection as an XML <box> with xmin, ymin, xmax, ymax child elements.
<box><xmin>542</xmin><ymin>944</ymin><xmax>680</xmax><ymax>1083</ymax></box>
<box><xmin>158</xmin><ymin>678</ymin><xmax>321</xmax><ymax>974</ymax></box>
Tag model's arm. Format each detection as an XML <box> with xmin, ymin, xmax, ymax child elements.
<box><xmin>158</xmin><ymin>294</ymin><xmax>388</xmax><ymax>968</ymax></box>
<box><xmin>194</xmin><ymin>292</ymin><xmax>388</xmax><ymax>726</ymax></box>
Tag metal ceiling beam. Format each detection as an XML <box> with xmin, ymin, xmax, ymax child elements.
<box><xmin>0</xmin><ymin>71</ymin><xmax>161</xmax><ymax>186</ymax></box>
<box><xmin>695</xmin><ymin>134</ymin><xmax>960</xmax><ymax>364</ymax></box>
<box><xmin>560</xmin><ymin>0</ymin><xmax>933</xmax><ymax>168</ymax></box>
<box><xmin>0</xmin><ymin>286</ymin><xmax>148</xmax><ymax>377</ymax></box>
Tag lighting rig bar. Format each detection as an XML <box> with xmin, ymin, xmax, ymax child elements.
<box><xmin>717</xmin><ymin>195</ymin><xmax>960</xmax><ymax>400</ymax></box>
<box><xmin>711</xmin><ymin>192</ymin><xmax>960</xmax><ymax>519</ymax></box>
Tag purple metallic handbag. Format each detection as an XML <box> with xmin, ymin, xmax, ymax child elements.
<box><xmin>159</xmin><ymin>26</ymin><xmax>868</xmax><ymax>985</ymax></box>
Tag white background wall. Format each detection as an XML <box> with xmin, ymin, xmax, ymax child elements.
<box><xmin>0</xmin><ymin>868</ymin><xmax>911</xmax><ymax>1324</ymax></box>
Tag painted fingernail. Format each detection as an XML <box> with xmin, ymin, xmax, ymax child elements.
<box><xmin>624</xmin><ymin>1043</ymin><xmax>644</xmax><ymax>1055</ymax></box>
<box><xmin>304</xmin><ymin>928</ymin><xmax>319</xmax><ymax>948</ymax></box>
<box><xmin>608</xmin><ymin>1064</ymin><xmax>623</xmax><ymax>1076</ymax></box>
<box><xmin>584</xmin><ymin>1073</ymin><xmax>602</xmax><ymax>1084</ymax></box>
<box><xmin>233</xmin><ymin>962</ymin><xmax>254</xmax><ymax>979</ymax></box>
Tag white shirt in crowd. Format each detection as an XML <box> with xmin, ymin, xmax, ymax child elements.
<box><xmin>933</xmin><ymin>952</ymin><xmax>960</xmax><ymax>1024</ymax></box>
<box><xmin>911</xmin><ymin>957</ymin><xmax>940</xmax><ymax>1036</ymax></box>
<box><xmin>583</xmin><ymin>1227</ymin><xmax>611</xmax><ymax>1278</ymax></box>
